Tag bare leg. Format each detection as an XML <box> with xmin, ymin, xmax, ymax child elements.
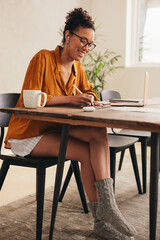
<box><xmin>30</xmin><ymin>126</ymin><xmax>110</xmax><ymax>202</ymax></box>
<box><xmin>31</xmin><ymin>131</ymin><xmax>97</xmax><ymax>201</ymax></box>
<box><xmin>69</xmin><ymin>126</ymin><xmax>110</xmax><ymax>180</ymax></box>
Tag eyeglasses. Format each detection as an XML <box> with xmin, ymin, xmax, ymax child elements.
<box><xmin>70</xmin><ymin>31</ymin><xmax>96</xmax><ymax>51</ymax></box>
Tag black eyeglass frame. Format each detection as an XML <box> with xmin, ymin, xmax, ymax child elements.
<box><xmin>70</xmin><ymin>31</ymin><xmax>96</xmax><ymax>51</ymax></box>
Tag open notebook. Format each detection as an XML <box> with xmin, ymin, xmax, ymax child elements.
<box><xmin>110</xmin><ymin>72</ymin><xmax>149</xmax><ymax>107</ymax></box>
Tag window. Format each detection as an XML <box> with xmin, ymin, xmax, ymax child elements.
<box><xmin>126</xmin><ymin>0</ymin><xmax>160</xmax><ymax>65</ymax></box>
<box><xmin>139</xmin><ymin>0</ymin><xmax>160</xmax><ymax>63</ymax></box>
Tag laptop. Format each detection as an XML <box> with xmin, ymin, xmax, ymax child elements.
<box><xmin>110</xmin><ymin>72</ymin><xmax>149</xmax><ymax>107</ymax></box>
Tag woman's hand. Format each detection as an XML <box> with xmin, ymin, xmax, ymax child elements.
<box><xmin>94</xmin><ymin>101</ymin><xmax>101</xmax><ymax>106</ymax></box>
<box><xmin>71</xmin><ymin>94</ymin><xmax>95</xmax><ymax>107</ymax></box>
<box><xmin>46</xmin><ymin>94</ymin><xmax>100</xmax><ymax>107</ymax></box>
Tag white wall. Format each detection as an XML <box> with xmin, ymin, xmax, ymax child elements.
<box><xmin>1</xmin><ymin>0</ymin><xmax>160</xmax><ymax>100</ymax></box>
<box><xmin>0</xmin><ymin>0</ymin><xmax>92</xmax><ymax>94</ymax></box>
<box><xmin>1</xmin><ymin>0</ymin><xmax>159</xmax><ymax>101</ymax></box>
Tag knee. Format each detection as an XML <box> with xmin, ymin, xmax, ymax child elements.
<box><xmin>91</xmin><ymin>127</ymin><xmax>108</xmax><ymax>144</ymax></box>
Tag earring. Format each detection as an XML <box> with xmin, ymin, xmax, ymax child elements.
<box><xmin>67</xmin><ymin>36</ymin><xmax>70</xmax><ymax>43</ymax></box>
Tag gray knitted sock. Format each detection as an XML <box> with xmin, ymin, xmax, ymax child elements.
<box><xmin>95</xmin><ymin>178</ymin><xmax>137</xmax><ymax>237</ymax></box>
<box><xmin>88</xmin><ymin>202</ymin><xmax>134</xmax><ymax>240</ymax></box>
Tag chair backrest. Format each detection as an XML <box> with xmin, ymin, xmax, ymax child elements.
<box><xmin>0</xmin><ymin>93</ymin><xmax>20</xmax><ymax>127</ymax></box>
<box><xmin>100</xmin><ymin>90</ymin><xmax>121</xmax><ymax>134</ymax></box>
<box><xmin>100</xmin><ymin>90</ymin><xmax>121</xmax><ymax>101</ymax></box>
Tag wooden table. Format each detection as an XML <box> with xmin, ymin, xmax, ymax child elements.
<box><xmin>0</xmin><ymin>104</ymin><xmax>160</xmax><ymax>240</ymax></box>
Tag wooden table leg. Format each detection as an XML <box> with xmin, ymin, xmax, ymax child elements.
<box><xmin>159</xmin><ymin>134</ymin><xmax>160</xmax><ymax>172</ymax></box>
<box><xmin>49</xmin><ymin>124</ymin><xmax>70</xmax><ymax>240</ymax></box>
<box><xmin>150</xmin><ymin>133</ymin><xmax>159</xmax><ymax>240</ymax></box>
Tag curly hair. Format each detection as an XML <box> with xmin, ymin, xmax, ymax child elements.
<box><xmin>62</xmin><ymin>8</ymin><xmax>95</xmax><ymax>44</ymax></box>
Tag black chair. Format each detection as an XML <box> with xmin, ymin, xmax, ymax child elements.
<box><xmin>100</xmin><ymin>90</ymin><xmax>151</xmax><ymax>193</ymax></box>
<box><xmin>0</xmin><ymin>93</ymin><xmax>88</xmax><ymax>240</ymax></box>
<box><xmin>108</xmin><ymin>134</ymin><xmax>142</xmax><ymax>193</ymax></box>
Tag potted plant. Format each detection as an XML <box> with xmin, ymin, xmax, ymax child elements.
<box><xmin>82</xmin><ymin>49</ymin><xmax>122</xmax><ymax>100</ymax></box>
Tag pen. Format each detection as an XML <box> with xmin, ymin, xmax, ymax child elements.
<box><xmin>73</xmin><ymin>84</ymin><xmax>83</xmax><ymax>94</ymax></box>
<box><xmin>73</xmin><ymin>84</ymin><xmax>94</xmax><ymax>105</ymax></box>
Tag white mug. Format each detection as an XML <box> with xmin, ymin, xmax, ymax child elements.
<box><xmin>23</xmin><ymin>90</ymin><xmax>47</xmax><ymax>108</ymax></box>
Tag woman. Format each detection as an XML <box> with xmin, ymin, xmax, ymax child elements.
<box><xmin>5</xmin><ymin>8</ymin><xmax>136</xmax><ymax>240</ymax></box>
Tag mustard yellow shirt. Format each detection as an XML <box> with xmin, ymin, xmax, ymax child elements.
<box><xmin>5</xmin><ymin>46</ymin><xmax>97</xmax><ymax>147</ymax></box>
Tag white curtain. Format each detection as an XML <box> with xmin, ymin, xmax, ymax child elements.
<box><xmin>140</xmin><ymin>0</ymin><xmax>160</xmax><ymax>37</ymax></box>
<box><xmin>147</xmin><ymin>0</ymin><xmax>160</xmax><ymax>7</ymax></box>
<box><xmin>139</xmin><ymin>0</ymin><xmax>147</xmax><ymax>38</ymax></box>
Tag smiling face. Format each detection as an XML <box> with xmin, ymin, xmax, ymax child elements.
<box><xmin>65</xmin><ymin>27</ymin><xmax>95</xmax><ymax>61</ymax></box>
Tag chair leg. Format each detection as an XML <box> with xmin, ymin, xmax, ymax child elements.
<box><xmin>129</xmin><ymin>145</ymin><xmax>142</xmax><ymax>194</ymax></box>
<box><xmin>59</xmin><ymin>163</ymin><xmax>73</xmax><ymax>202</ymax></box>
<box><xmin>110</xmin><ymin>148</ymin><xmax>116</xmax><ymax>192</ymax></box>
<box><xmin>141</xmin><ymin>138</ymin><xmax>147</xmax><ymax>193</ymax></box>
<box><xmin>36</xmin><ymin>166</ymin><xmax>46</xmax><ymax>240</ymax></box>
<box><xmin>0</xmin><ymin>161</ymin><xmax>10</xmax><ymax>190</ymax></box>
<box><xmin>71</xmin><ymin>160</ymin><xmax>88</xmax><ymax>213</ymax></box>
<box><xmin>118</xmin><ymin>150</ymin><xmax>125</xmax><ymax>170</ymax></box>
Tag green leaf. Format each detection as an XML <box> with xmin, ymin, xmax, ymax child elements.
<box><xmin>82</xmin><ymin>49</ymin><xmax>123</xmax><ymax>99</ymax></box>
